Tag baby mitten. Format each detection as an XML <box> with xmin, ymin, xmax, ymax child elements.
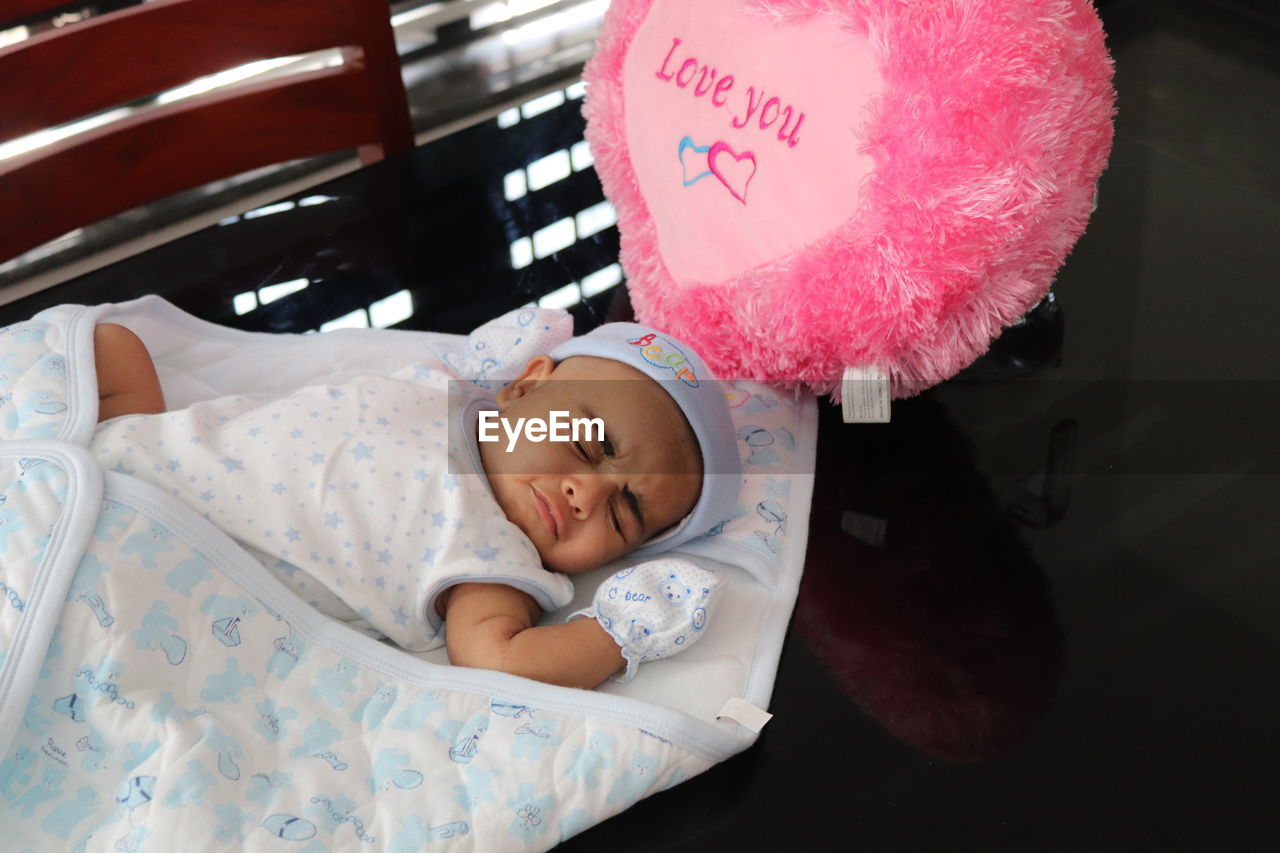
<box><xmin>570</xmin><ymin>558</ymin><xmax>722</xmax><ymax>682</ymax></box>
<box><xmin>439</xmin><ymin>307</ymin><xmax>572</xmax><ymax>391</ymax></box>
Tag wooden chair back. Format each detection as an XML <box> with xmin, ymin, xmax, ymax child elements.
<box><xmin>0</xmin><ymin>0</ymin><xmax>414</xmax><ymax>263</ymax></box>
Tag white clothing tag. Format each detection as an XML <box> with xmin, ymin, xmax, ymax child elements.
<box><xmin>840</xmin><ymin>510</ymin><xmax>888</xmax><ymax>549</ymax></box>
<box><xmin>716</xmin><ymin>698</ymin><xmax>773</xmax><ymax>733</ymax></box>
<box><xmin>841</xmin><ymin>365</ymin><xmax>891</xmax><ymax>423</ymax></box>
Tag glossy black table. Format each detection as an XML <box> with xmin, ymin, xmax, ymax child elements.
<box><xmin>3</xmin><ymin>2</ymin><xmax>1278</xmax><ymax>847</ymax></box>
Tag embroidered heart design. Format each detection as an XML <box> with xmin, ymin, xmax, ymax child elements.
<box><xmin>617</xmin><ymin>0</ymin><xmax>884</xmax><ymax>285</ymax></box>
<box><xmin>677</xmin><ymin>136</ymin><xmax>712</xmax><ymax>186</ymax></box>
<box><xmin>707</xmin><ymin>142</ymin><xmax>757</xmax><ymax>204</ymax></box>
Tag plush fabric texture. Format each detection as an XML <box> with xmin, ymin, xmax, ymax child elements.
<box><xmin>583</xmin><ymin>0</ymin><xmax>1116</xmax><ymax>398</ymax></box>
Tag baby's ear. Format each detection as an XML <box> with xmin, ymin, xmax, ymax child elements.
<box><xmin>496</xmin><ymin>355</ymin><xmax>555</xmax><ymax>405</ymax></box>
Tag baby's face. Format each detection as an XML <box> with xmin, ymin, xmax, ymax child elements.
<box><xmin>477</xmin><ymin>355</ymin><xmax>702</xmax><ymax>574</ymax></box>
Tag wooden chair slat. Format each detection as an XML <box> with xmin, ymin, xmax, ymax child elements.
<box><xmin>0</xmin><ymin>0</ymin><xmax>398</xmax><ymax>142</ymax></box>
<box><xmin>1</xmin><ymin>68</ymin><xmax>386</xmax><ymax>260</ymax></box>
<box><xmin>0</xmin><ymin>0</ymin><xmax>414</xmax><ymax>263</ymax></box>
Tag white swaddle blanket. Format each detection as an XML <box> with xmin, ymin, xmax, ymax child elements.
<box><xmin>89</xmin><ymin>351</ymin><xmax>574</xmax><ymax>652</ymax></box>
<box><xmin>0</xmin><ymin>297</ymin><xmax>818</xmax><ymax>851</ymax></box>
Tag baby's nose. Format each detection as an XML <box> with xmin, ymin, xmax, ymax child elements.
<box><xmin>564</xmin><ymin>476</ymin><xmax>610</xmax><ymax>516</ymax></box>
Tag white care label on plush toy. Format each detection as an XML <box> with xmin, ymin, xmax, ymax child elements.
<box><xmin>841</xmin><ymin>365</ymin><xmax>890</xmax><ymax>423</ymax></box>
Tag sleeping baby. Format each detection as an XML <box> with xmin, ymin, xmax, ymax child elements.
<box><xmin>90</xmin><ymin>314</ymin><xmax>740</xmax><ymax>689</ymax></box>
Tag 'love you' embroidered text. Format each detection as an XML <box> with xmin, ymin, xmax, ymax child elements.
<box><xmin>654</xmin><ymin>37</ymin><xmax>806</xmax><ymax>149</ymax></box>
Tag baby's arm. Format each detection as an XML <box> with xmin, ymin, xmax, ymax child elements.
<box><xmin>439</xmin><ymin>583</ymin><xmax>625</xmax><ymax>689</ymax></box>
<box><xmin>94</xmin><ymin>323</ymin><xmax>165</xmax><ymax>422</ymax></box>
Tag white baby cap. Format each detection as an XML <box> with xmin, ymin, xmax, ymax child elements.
<box><xmin>570</xmin><ymin>558</ymin><xmax>723</xmax><ymax>682</ymax></box>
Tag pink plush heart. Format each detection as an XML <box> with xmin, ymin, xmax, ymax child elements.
<box><xmin>620</xmin><ymin>0</ymin><xmax>884</xmax><ymax>286</ymax></box>
<box><xmin>587</xmin><ymin>0</ymin><xmax>1115</xmax><ymax>397</ymax></box>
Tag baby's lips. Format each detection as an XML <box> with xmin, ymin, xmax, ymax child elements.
<box><xmin>532</xmin><ymin>486</ymin><xmax>561</xmax><ymax>538</ymax></box>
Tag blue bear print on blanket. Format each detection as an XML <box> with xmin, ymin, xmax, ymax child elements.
<box><xmin>4</xmin><ymin>320</ymin><xmax>49</xmax><ymax>343</ymax></box>
<box><xmin>512</xmin><ymin>718</ymin><xmax>561</xmax><ymax>760</ymax></box>
<box><xmin>93</xmin><ymin>500</ymin><xmax>131</xmax><ymax>542</ymax></box>
<box><xmin>151</xmin><ymin>690</ymin><xmax>206</xmax><ymax>724</ymax></box>
<box><xmin>12</xmin><ymin>765</ymin><xmax>65</xmax><ymax>817</ymax></box>
<box><xmin>199</xmin><ymin>590</ymin><xmax>257</xmax><ymax>621</ymax></box>
<box><xmin>267</xmin><ymin>634</ymin><xmax>307</xmax><ymax>680</ymax></box>
<box><xmin>0</xmin><ymin>745</ymin><xmax>38</xmax><ymax>800</ymax></box>
<box><xmin>162</xmin><ymin>759</ymin><xmax>216</xmax><ymax>808</ymax></box>
<box><xmin>389</xmin><ymin>815</ymin><xmax>470</xmax><ymax>852</ymax></box>
<box><xmin>165</xmin><ymin>553</ymin><xmax>213</xmax><ymax>596</ymax></box>
<box><xmin>202</xmin><ymin>725</ymin><xmax>245</xmax><ymax>781</ymax></box>
<box><xmin>506</xmin><ymin>782</ymin><xmax>556</xmax><ymax>846</ymax></box>
<box><xmin>212</xmin><ymin>802</ymin><xmax>256</xmax><ymax>845</ymax></box>
<box><xmin>65</xmin><ymin>554</ymin><xmax>114</xmax><ymax>628</ymax></box>
<box><xmin>40</xmin><ymin>786</ymin><xmax>99</xmax><ymax>839</ymax></box>
<box><xmin>253</xmin><ymin>698</ymin><xmax>299</xmax><ymax>743</ymax></box>
<box><xmin>311</xmin><ymin>661</ymin><xmax>359</xmax><ymax>708</ymax></box>
<box><xmin>558</xmin><ymin>807</ymin><xmax>594</xmax><ymax>843</ymax></box>
<box><xmin>606</xmin><ymin>752</ymin><xmax>661</xmax><ymax>808</ymax></box>
<box><xmin>452</xmin><ymin>765</ymin><xmax>503</xmax><ymax>814</ymax></box>
<box><xmin>565</xmin><ymin>731</ymin><xmax>617</xmax><ymax>789</ymax></box>
<box><xmin>658</xmin><ymin>766</ymin><xmax>690</xmax><ymax>793</ymax></box>
<box><xmin>132</xmin><ymin>600</ymin><xmax>187</xmax><ymax>664</ymax></box>
<box><xmin>0</xmin><ymin>351</ymin><xmax>20</xmax><ymax>382</ymax></box>
<box><xmin>289</xmin><ymin>719</ymin><xmax>347</xmax><ymax>771</ymax></box>
<box><xmin>247</xmin><ymin>771</ymin><xmax>293</xmax><ymax>806</ymax></box>
<box><xmin>390</xmin><ymin>690</ymin><xmax>443</xmax><ymax>730</ymax></box>
<box><xmin>24</xmin><ymin>694</ymin><xmax>53</xmax><ymax>735</ymax></box>
<box><xmin>368</xmin><ymin>748</ymin><xmax>424</xmax><ymax>792</ymax></box>
<box><xmin>200</xmin><ymin>657</ymin><xmax>256</xmax><ymax>704</ymax></box>
<box><xmin>119</xmin><ymin>521</ymin><xmax>175</xmax><ymax>569</ymax></box>
<box><xmin>350</xmin><ymin>683</ymin><xmax>398</xmax><ymax>730</ymax></box>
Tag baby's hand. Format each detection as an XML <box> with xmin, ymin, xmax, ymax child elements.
<box><xmin>570</xmin><ymin>558</ymin><xmax>722</xmax><ymax>682</ymax></box>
